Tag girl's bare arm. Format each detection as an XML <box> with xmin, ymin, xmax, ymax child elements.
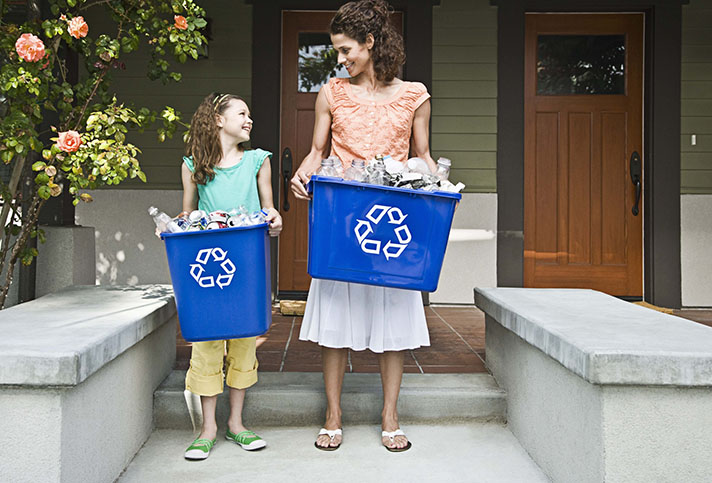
<box><xmin>181</xmin><ymin>163</ymin><xmax>199</xmax><ymax>213</ymax></box>
<box><xmin>290</xmin><ymin>87</ymin><xmax>332</xmax><ymax>200</ymax></box>
<box><xmin>410</xmin><ymin>99</ymin><xmax>437</xmax><ymax>173</ymax></box>
<box><xmin>257</xmin><ymin>156</ymin><xmax>283</xmax><ymax>236</ymax></box>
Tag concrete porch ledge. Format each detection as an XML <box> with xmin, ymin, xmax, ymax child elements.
<box><xmin>0</xmin><ymin>284</ymin><xmax>176</xmax><ymax>386</ymax></box>
<box><xmin>0</xmin><ymin>285</ymin><xmax>177</xmax><ymax>483</ymax></box>
<box><xmin>475</xmin><ymin>287</ymin><xmax>712</xmax><ymax>386</ymax></box>
<box><xmin>475</xmin><ymin>287</ymin><xmax>712</xmax><ymax>483</ymax></box>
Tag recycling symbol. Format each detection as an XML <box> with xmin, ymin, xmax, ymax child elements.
<box><xmin>189</xmin><ymin>247</ymin><xmax>236</xmax><ymax>289</ymax></box>
<box><xmin>354</xmin><ymin>204</ymin><xmax>411</xmax><ymax>260</ymax></box>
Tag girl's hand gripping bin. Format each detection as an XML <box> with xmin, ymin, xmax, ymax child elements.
<box><xmin>307</xmin><ymin>175</ymin><xmax>461</xmax><ymax>291</ymax></box>
<box><xmin>161</xmin><ymin>224</ymin><xmax>272</xmax><ymax>342</ymax></box>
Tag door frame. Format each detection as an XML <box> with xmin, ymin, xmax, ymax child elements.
<box><xmin>248</xmin><ymin>0</ymin><xmax>440</xmax><ymax>296</ymax></box>
<box><xmin>492</xmin><ymin>0</ymin><xmax>685</xmax><ymax>308</ymax></box>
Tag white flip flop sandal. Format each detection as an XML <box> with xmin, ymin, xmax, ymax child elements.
<box><xmin>315</xmin><ymin>428</ymin><xmax>342</xmax><ymax>451</ymax></box>
<box><xmin>382</xmin><ymin>429</ymin><xmax>412</xmax><ymax>452</ymax></box>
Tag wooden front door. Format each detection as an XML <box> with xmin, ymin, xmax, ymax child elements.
<box><xmin>524</xmin><ymin>13</ymin><xmax>644</xmax><ymax>297</ymax></box>
<box><xmin>278</xmin><ymin>11</ymin><xmax>402</xmax><ymax>296</ymax></box>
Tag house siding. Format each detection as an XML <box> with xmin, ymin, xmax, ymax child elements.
<box><xmin>682</xmin><ymin>0</ymin><xmax>712</xmax><ymax>194</ymax></box>
<box><xmin>91</xmin><ymin>0</ymin><xmax>253</xmax><ymax>190</ymax></box>
<box><xmin>432</xmin><ymin>0</ymin><xmax>498</xmax><ymax>193</ymax></box>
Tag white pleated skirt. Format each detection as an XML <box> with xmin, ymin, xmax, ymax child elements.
<box><xmin>298</xmin><ymin>278</ymin><xmax>430</xmax><ymax>353</ymax></box>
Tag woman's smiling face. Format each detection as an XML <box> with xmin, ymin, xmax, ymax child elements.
<box><xmin>331</xmin><ymin>33</ymin><xmax>374</xmax><ymax>78</ymax></box>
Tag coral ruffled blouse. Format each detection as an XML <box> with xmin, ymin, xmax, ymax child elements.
<box><xmin>323</xmin><ymin>77</ymin><xmax>430</xmax><ymax>166</ymax></box>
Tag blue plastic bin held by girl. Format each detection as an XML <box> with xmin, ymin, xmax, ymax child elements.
<box><xmin>161</xmin><ymin>224</ymin><xmax>271</xmax><ymax>342</ymax></box>
<box><xmin>307</xmin><ymin>175</ymin><xmax>461</xmax><ymax>291</ymax></box>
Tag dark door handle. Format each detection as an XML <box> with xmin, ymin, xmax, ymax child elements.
<box><xmin>281</xmin><ymin>147</ymin><xmax>293</xmax><ymax>212</ymax></box>
<box><xmin>630</xmin><ymin>151</ymin><xmax>642</xmax><ymax>216</ymax></box>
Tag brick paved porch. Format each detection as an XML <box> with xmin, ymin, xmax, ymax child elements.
<box><xmin>174</xmin><ymin>305</ymin><xmax>712</xmax><ymax>374</ymax></box>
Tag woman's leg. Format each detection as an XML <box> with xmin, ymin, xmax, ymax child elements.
<box><xmin>316</xmin><ymin>346</ymin><xmax>348</xmax><ymax>448</ymax></box>
<box><xmin>378</xmin><ymin>350</ymin><xmax>409</xmax><ymax>449</ymax></box>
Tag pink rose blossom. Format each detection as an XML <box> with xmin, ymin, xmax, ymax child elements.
<box><xmin>174</xmin><ymin>15</ymin><xmax>188</xmax><ymax>30</ymax></box>
<box><xmin>56</xmin><ymin>131</ymin><xmax>82</xmax><ymax>153</ymax></box>
<box><xmin>68</xmin><ymin>16</ymin><xmax>89</xmax><ymax>39</ymax></box>
<box><xmin>15</xmin><ymin>33</ymin><xmax>45</xmax><ymax>62</ymax></box>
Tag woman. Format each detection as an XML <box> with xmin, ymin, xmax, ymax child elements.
<box><xmin>290</xmin><ymin>0</ymin><xmax>438</xmax><ymax>452</ymax></box>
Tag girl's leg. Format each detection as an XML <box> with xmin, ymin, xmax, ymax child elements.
<box><xmin>316</xmin><ymin>346</ymin><xmax>348</xmax><ymax>448</ymax></box>
<box><xmin>223</xmin><ymin>337</ymin><xmax>258</xmax><ymax>435</ymax></box>
<box><xmin>227</xmin><ymin>387</ymin><xmax>247</xmax><ymax>433</ymax></box>
<box><xmin>377</xmin><ymin>350</ymin><xmax>409</xmax><ymax>449</ymax></box>
<box><xmin>199</xmin><ymin>395</ymin><xmax>219</xmax><ymax>440</ymax></box>
<box><xmin>185</xmin><ymin>340</ymin><xmax>227</xmax><ymax>441</ymax></box>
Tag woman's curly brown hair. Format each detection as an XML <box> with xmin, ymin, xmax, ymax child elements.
<box><xmin>330</xmin><ymin>0</ymin><xmax>405</xmax><ymax>82</ymax></box>
<box><xmin>185</xmin><ymin>92</ymin><xmax>245</xmax><ymax>185</ymax></box>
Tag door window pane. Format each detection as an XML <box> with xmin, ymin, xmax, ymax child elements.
<box><xmin>298</xmin><ymin>33</ymin><xmax>348</xmax><ymax>92</ymax></box>
<box><xmin>537</xmin><ymin>35</ymin><xmax>625</xmax><ymax>95</ymax></box>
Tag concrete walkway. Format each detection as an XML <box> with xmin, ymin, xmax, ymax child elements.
<box><xmin>119</xmin><ymin>423</ymin><xmax>549</xmax><ymax>482</ymax></box>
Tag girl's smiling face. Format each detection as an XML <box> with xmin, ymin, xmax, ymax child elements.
<box><xmin>331</xmin><ymin>33</ymin><xmax>373</xmax><ymax>78</ymax></box>
<box><xmin>216</xmin><ymin>98</ymin><xmax>252</xmax><ymax>143</ymax></box>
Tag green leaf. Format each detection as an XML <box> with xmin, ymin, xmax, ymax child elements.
<box><xmin>194</xmin><ymin>18</ymin><xmax>207</xmax><ymax>28</ymax></box>
<box><xmin>38</xmin><ymin>186</ymin><xmax>51</xmax><ymax>200</ymax></box>
<box><xmin>32</xmin><ymin>161</ymin><xmax>47</xmax><ymax>171</ymax></box>
<box><xmin>35</xmin><ymin>173</ymin><xmax>50</xmax><ymax>185</ymax></box>
<box><xmin>137</xmin><ymin>171</ymin><xmax>147</xmax><ymax>183</ymax></box>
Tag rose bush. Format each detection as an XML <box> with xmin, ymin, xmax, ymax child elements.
<box><xmin>0</xmin><ymin>0</ymin><xmax>207</xmax><ymax>307</ymax></box>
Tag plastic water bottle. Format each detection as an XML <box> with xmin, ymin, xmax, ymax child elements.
<box><xmin>368</xmin><ymin>161</ymin><xmax>387</xmax><ymax>186</ymax></box>
<box><xmin>405</xmin><ymin>157</ymin><xmax>432</xmax><ymax>176</ymax></box>
<box><xmin>316</xmin><ymin>157</ymin><xmax>340</xmax><ymax>178</ymax></box>
<box><xmin>249</xmin><ymin>209</ymin><xmax>269</xmax><ymax>225</ymax></box>
<box><xmin>435</xmin><ymin>157</ymin><xmax>451</xmax><ymax>181</ymax></box>
<box><xmin>344</xmin><ymin>159</ymin><xmax>367</xmax><ymax>182</ymax></box>
<box><xmin>148</xmin><ymin>206</ymin><xmax>180</xmax><ymax>233</ymax></box>
<box><xmin>227</xmin><ymin>206</ymin><xmax>250</xmax><ymax>227</ymax></box>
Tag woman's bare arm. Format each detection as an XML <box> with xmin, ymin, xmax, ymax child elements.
<box><xmin>410</xmin><ymin>99</ymin><xmax>437</xmax><ymax>173</ymax></box>
<box><xmin>290</xmin><ymin>87</ymin><xmax>332</xmax><ymax>200</ymax></box>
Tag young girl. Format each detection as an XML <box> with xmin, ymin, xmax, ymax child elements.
<box><xmin>181</xmin><ymin>92</ymin><xmax>282</xmax><ymax>460</ymax></box>
<box><xmin>290</xmin><ymin>0</ymin><xmax>436</xmax><ymax>452</ymax></box>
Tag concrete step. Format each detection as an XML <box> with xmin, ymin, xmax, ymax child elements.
<box><xmin>119</xmin><ymin>424</ymin><xmax>548</xmax><ymax>482</ymax></box>
<box><xmin>154</xmin><ymin>371</ymin><xmax>506</xmax><ymax>429</ymax></box>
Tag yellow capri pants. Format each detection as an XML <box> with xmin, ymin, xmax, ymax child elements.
<box><xmin>185</xmin><ymin>337</ymin><xmax>258</xmax><ymax>397</ymax></box>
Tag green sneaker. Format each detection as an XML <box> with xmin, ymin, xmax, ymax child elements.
<box><xmin>225</xmin><ymin>429</ymin><xmax>267</xmax><ymax>451</ymax></box>
<box><xmin>184</xmin><ymin>437</ymin><xmax>216</xmax><ymax>460</ymax></box>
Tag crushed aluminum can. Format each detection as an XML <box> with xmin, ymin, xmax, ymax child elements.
<box><xmin>188</xmin><ymin>210</ymin><xmax>209</xmax><ymax>230</ymax></box>
<box><xmin>206</xmin><ymin>221</ymin><xmax>228</xmax><ymax>230</ymax></box>
<box><xmin>208</xmin><ymin>210</ymin><xmax>230</xmax><ymax>224</ymax></box>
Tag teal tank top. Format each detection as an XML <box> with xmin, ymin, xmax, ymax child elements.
<box><xmin>183</xmin><ymin>148</ymin><xmax>271</xmax><ymax>213</ymax></box>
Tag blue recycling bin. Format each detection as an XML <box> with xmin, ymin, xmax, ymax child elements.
<box><xmin>161</xmin><ymin>224</ymin><xmax>271</xmax><ymax>342</ymax></box>
<box><xmin>307</xmin><ymin>175</ymin><xmax>461</xmax><ymax>291</ymax></box>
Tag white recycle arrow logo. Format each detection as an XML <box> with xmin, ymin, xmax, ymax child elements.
<box><xmin>354</xmin><ymin>204</ymin><xmax>412</xmax><ymax>260</ymax></box>
<box><xmin>189</xmin><ymin>247</ymin><xmax>236</xmax><ymax>289</ymax></box>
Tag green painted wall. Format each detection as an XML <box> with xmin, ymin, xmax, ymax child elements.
<box><xmin>431</xmin><ymin>0</ymin><xmax>497</xmax><ymax>193</ymax></box>
<box><xmin>104</xmin><ymin>0</ymin><xmax>500</xmax><ymax>192</ymax></box>
<box><xmin>93</xmin><ymin>1</ymin><xmax>253</xmax><ymax>190</ymax></box>
<box><xmin>682</xmin><ymin>0</ymin><xmax>712</xmax><ymax>194</ymax></box>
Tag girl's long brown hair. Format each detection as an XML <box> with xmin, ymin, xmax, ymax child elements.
<box><xmin>330</xmin><ymin>0</ymin><xmax>405</xmax><ymax>82</ymax></box>
<box><xmin>185</xmin><ymin>92</ymin><xmax>245</xmax><ymax>185</ymax></box>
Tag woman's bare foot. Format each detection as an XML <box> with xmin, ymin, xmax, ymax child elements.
<box><xmin>315</xmin><ymin>411</ymin><xmax>342</xmax><ymax>449</ymax></box>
